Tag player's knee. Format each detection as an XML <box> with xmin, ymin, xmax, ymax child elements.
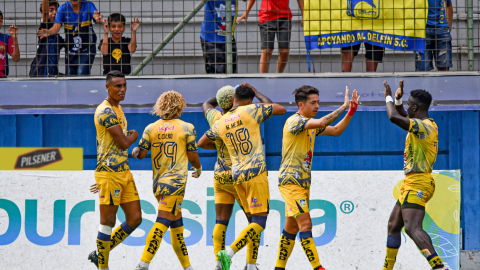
<box><xmin>297</xmin><ymin>219</ymin><xmax>312</xmax><ymax>232</ymax></box>
<box><xmin>101</xmin><ymin>216</ymin><xmax>116</xmax><ymax>227</ymax></box>
<box><xmin>387</xmin><ymin>220</ymin><xmax>401</xmax><ymax>233</ymax></box>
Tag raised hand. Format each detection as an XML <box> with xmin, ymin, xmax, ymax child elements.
<box><xmin>131</xmin><ymin>17</ymin><xmax>140</xmax><ymax>32</ymax></box>
<box><xmin>242</xmin><ymin>82</ymin><xmax>257</xmax><ymax>93</ymax></box>
<box><xmin>36</xmin><ymin>28</ymin><xmax>49</xmax><ymax>39</ymax></box>
<box><xmin>343</xmin><ymin>86</ymin><xmax>351</xmax><ymax>108</ymax></box>
<box><xmin>351</xmin><ymin>89</ymin><xmax>360</xmax><ymax>107</ymax></box>
<box><xmin>94</xmin><ymin>10</ymin><xmax>103</xmax><ymax>23</ymax></box>
<box><xmin>384</xmin><ymin>81</ymin><xmax>392</xmax><ymax>98</ymax></box>
<box><xmin>9</xmin><ymin>25</ymin><xmax>18</xmax><ymax>38</ymax></box>
<box><xmin>103</xmin><ymin>23</ymin><xmax>109</xmax><ymax>33</ymax></box>
<box><xmin>395</xmin><ymin>80</ymin><xmax>404</xmax><ymax>100</ymax></box>
<box><xmin>236</xmin><ymin>13</ymin><xmax>248</xmax><ymax>24</ymax></box>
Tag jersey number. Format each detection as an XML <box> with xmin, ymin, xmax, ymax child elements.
<box><xmin>152</xmin><ymin>141</ymin><xmax>178</xmax><ymax>170</ymax></box>
<box><xmin>226</xmin><ymin>128</ymin><xmax>253</xmax><ymax>155</ymax></box>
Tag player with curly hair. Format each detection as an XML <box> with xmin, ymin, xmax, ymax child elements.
<box><xmin>200</xmin><ymin>83</ymin><xmax>273</xmax><ymax>270</ymax></box>
<box><xmin>132</xmin><ymin>90</ymin><xmax>202</xmax><ymax>270</ymax></box>
<box><xmin>382</xmin><ymin>80</ymin><xmax>448</xmax><ymax>270</ymax></box>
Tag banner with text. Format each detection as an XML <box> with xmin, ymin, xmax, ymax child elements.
<box><xmin>0</xmin><ymin>170</ymin><xmax>460</xmax><ymax>270</ymax></box>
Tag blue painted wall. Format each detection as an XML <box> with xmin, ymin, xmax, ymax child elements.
<box><xmin>0</xmin><ymin>110</ymin><xmax>478</xmax><ymax>250</ymax></box>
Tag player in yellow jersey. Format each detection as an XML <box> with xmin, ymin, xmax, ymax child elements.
<box><xmin>131</xmin><ymin>90</ymin><xmax>202</xmax><ymax>270</ymax></box>
<box><xmin>201</xmin><ymin>83</ymin><xmax>273</xmax><ymax>270</ymax></box>
<box><xmin>89</xmin><ymin>71</ymin><xmax>143</xmax><ymax>270</ymax></box>
<box><xmin>382</xmin><ymin>81</ymin><xmax>448</xmax><ymax>270</ymax></box>
<box><xmin>199</xmin><ymin>84</ymin><xmax>286</xmax><ymax>270</ymax></box>
<box><xmin>274</xmin><ymin>85</ymin><xmax>359</xmax><ymax>270</ymax></box>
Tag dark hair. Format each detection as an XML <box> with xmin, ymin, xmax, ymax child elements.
<box><xmin>106</xmin><ymin>70</ymin><xmax>125</xmax><ymax>83</ymax></box>
<box><xmin>293</xmin><ymin>85</ymin><xmax>319</xmax><ymax>105</ymax></box>
<box><xmin>234</xmin><ymin>85</ymin><xmax>256</xmax><ymax>101</ymax></box>
<box><xmin>410</xmin><ymin>89</ymin><xmax>432</xmax><ymax>109</ymax></box>
<box><xmin>39</xmin><ymin>1</ymin><xmax>59</xmax><ymax>13</ymax></box>
<box><xmin>108</xmin><ymin>13</ymin><xmax>126</xmax><ymax>25</ymax></box>
<box><xmin>0</xmin><ymin>11</ymin><xmax>3</xmax><ymax>18</ymax></box>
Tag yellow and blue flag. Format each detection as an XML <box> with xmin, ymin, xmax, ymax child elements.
<box><xmin>304</xmin><ymin>0</ymin><xmax>429</xmax><ymax>51</ymax></box>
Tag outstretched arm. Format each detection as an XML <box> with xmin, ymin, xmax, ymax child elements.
<box><xmin>394</xmin><ymin>80</ymin><xmax>408</xmax><ymax>117</ymax></box>
<box><xmin>202</xmin><ymin>96</ymin><xmax>218</xmax><ymax>115</ymax></box>
<box><xmin>384</xmin><ymin>81</ymin><xmax>410</xmax><ymax>131</ymax></box>
<box><xmin>320</xmin><ymin>88</ymin><xmax>360</xmax><ymax>136</ymax></box>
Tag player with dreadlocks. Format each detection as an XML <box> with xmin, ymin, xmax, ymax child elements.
<box><xmin>132</xmin><ymin>90</ymin><xmax>202</xmax><ymax>270</ymax></box>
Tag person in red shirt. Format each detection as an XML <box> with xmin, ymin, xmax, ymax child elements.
<box><xmin>0</xmin><ymin>11</ymin><xmax>20</xmax><ymax>78</ymax></box>
<box><xmin>237</xmin><ymin>0</ymin><xmax>303</xmax><ymax>73</ymax></box>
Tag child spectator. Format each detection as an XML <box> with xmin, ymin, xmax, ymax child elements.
<box><xmin>99</xmin><ymin>13</ymin><xmax>140</xmax><ymax>75</ymax></box>
<box><xmin>29</xmin><ymin>0</ymin><xmax>66</xmax><ymax>77</ymax></box>
<box><xmin>0</xmin><ymin>11</ymin><xmax>20</xmax><ymax>78</ymax></box>
<box><xmin>37</xmin><ymin>0</ymin><xmax>103</xmax><ymax>76</ymax></box>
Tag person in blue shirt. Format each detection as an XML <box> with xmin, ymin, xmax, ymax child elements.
<box><xmin>37</xmin><ymin>0</ymin><xmax>103</xmax><ymax>76</ymax></box>
<box><xmin>415</xmin><ymin>0</ymin><xmax>453</xmax><ymax>71</ymax></box>
<box><xmin>200</xmin><ymin>0</ymin><xmax>239</xmax><ymax>74</ymax></box>
<box><xmin>29</xmin><ymin>0</ymin><xmax>66</xmax><ymax>77</ymax></box>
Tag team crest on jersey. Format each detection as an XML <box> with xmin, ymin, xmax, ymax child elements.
<box><xmin>114</xmin><ymin>189</ymin><xmax>121</xmax><ymax>197</ymax></box>
<box><xmin>251</xmin><ymin>197</ymin><xmax>262</xmax><ymax>208</ymax></box>
<box><xmin>159</xmin><ymin>195</ymin><xmax>167</xmax><ymax>205</ymax></box>
<box><xmin>299</xmin><ymin>199</ymin><xmax>307</xmax><ymax>207</ymax></box>
<box><xmin>416</xmin><ymin>190</ymin><xmax>424</xmax><ymax>199</ymax></box>
<box><xmin>177</xmin><ymin>202</ymin><xmax>182</xmax><ymax>210</ymax></box>
<box><xmin>225</xmin><ymin>113</ymin><xmax>241</xmax><ymax>123</ymax></box>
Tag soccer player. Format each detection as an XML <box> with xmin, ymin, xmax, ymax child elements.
<box><xmin>89</xmin><ymin>70</ymin><xmax>143</xmax><ymax>270</ymax></box>
<box><xmin>200</xmin><ymin>83</ymin><xmax>273</xmax><ymax>270</ymax></box>
<box><xmin>382</xmin><ymin>80</ymin><xmax>448</xmax><ymax>270</ymax></box>
<box><xmin>274</xmin><ymin>86</ymin><xmax>359</xmax><ymax>270</ymax></box>
<box><xmin>132</xmin><ymin>90</ymin><xmax>202</xmax><ymax>270</ymax></box>
<box><xmin>199</xmin><ymin>84</ymin><xmax>287</xmax><ymax>270</ymax></box>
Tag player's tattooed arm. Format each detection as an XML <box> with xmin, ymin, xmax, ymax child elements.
<box><xmin>304</xmin><ymin>86</ymin><xmax>350</xmax><ymax>130</ymax></box>
<box><xmin>321</xmin><ymin>89</ymin><xmax>360</xmax><ymax>136</ymax></box>
<box><xmin>385</xmin><ymin>81</ymin><xmax>410</xmax><ymax>131</ymax></box>
<box><xmin>242</xmin><ymin>82</ymin><xmax>273</xmax><ymax>103</ymax></box>
<box><xmin>202</xmin><ymin>96</ymin><xmax>218</xmax><ymax>115</ymax></box>
<box><xmin>395</xmin><ymin>80</ymin><xmax>408</xmax><ymax>117</ymax></box>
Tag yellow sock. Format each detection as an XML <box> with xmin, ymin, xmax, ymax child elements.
<box><xmin>170</xmin><ymin>225</ymin><xmax>191</xmax><ymax>268</ymax></box>
<box><xmin>140</xmin><ymin>219</ymin><xmax>169</xmax><ymax>263</ymax></box>
<box><xmin>213</xmin><ymin>221</ymin><xmax>228</xmax><ymax>261</ymax></box>
<box><xmin>299</xmin><ymin>231</ymin><xmax>322</xmax><ymax>269</ymax></box>
<box><xmin>110</xmin><ymin>222</ymin><xmax>135</xmax><ymax>250</ymax></box>
<box><xmin>382</xmin><ymin>247</ymin><xmax>399</xmax><ymax>270</ymax></box>
<box><xmin>247</xmin><ymin>231</ymin><xmax>261</xmax><ymax>265</ymax></box>
<box><xmin>274</xmin><ymin>230</ymin><xmax>296</xmax><ymax>269</ymax></box>
<box><xmin>230</xmin><ymin>223</ymin><xmax>264</xmax><ymax>253</ymax></box>
<box><xmin>97</xmin><ymin>225</ymin><xmax>113</xmax><ymax>269</ymax></box>
<box><xmin>422</xmin><ymin>249</ymin><xmax>444</xmax><ymax>269</ymax></box>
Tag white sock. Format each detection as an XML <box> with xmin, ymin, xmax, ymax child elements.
<box><xmin>138</xmin><ymin>261</ymin><xmax>149</xmax><ymax>267</ymax></box>
<box><xmin>226</xmin><ymin>246</ymin><xmax>235</xmax><ymax>259</ymax></box>
<box><xmin>184</xmin><ymin>266</ymin><xmax>193</xmax><ymax>270</ymax></box>
<box><xmin>247</xmin><ymin>264</ymin><xmax>257</xmax><ymax>270</ymax></box>
<box><xmin>215</xmin><ymin>260</ymin><xmax>221</xmax><ymax>267</ymax></box>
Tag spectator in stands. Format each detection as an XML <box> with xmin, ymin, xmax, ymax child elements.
<box><xmin>29</xmin><ymin>0</ymin><xmax>66</xmax><ymax>77</ymax></box>
<box><xmin>237</xmin><ymin>0</ymin><xmax>304</xmax><ymax>73</ymax></box>
<box><xmin>37</xmin><ymin>0</ymin><xmax>103</xmax><ymax>76</ymax></box>
<box><xmin>200</xmin><ymin>0</ymin><xmax>238</xmax><ymax>74</ymax></box>
<box><xmin>99</xmin><ymin>13</ymin><xmax>140</xmax><ymax>75</ymax></box>
<box><xmin>0</xmin><ymin>11</ymin><xmax>20</xmax><ymax>78</ymax></box>
<box><xmin>341</xmin><ymin>43</ymin><xmax>385</xmax><ymax>72</ymax></box>
<box><xmin>415</xmin><ymin>0</ymin><xmax>453</xmax><ymax>71</ymax></box>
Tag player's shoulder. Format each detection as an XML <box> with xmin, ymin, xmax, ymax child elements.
<box><xmin>95</xmin><ymin>100</ymin><xmax>115</xmax><ymax>115</ymax></box>
<box><xmin>176</xmin><ymin>119</ymin><xmax>196</xmax><ymax>132</ymax></box>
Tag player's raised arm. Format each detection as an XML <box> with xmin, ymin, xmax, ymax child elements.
<box><xmin>394</xmin><ymin>80</ymin><xmax>408</xmax><ymax>117</ymax></box>
<box><xmin>384</xmin><ymin>81</ymin><xmax>410</xmax><ymax>131</ymax></box>
<box><xmin>241</xmin><ymin>82</ymin><xmax>273</xmax><ymax>103</ymax></box>
<box><xmin>304</xmin><ymin>86</ymin><xmax>352</xmax><ymax>130</ymax></box>
<box><xmin>320</xmin><ymin>87</ymin><xmax>360</xmax><ymax>136</ymax></box>
<box><xmin>202</xmin><ymin>96</ymin><xmax>218</xmax><ymax>115</ymax></box>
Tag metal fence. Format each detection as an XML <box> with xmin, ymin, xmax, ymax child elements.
<box><xmin>0</xmin><ymin>0</ymin><xmax>479</xmax><ymax>78</ymax></box>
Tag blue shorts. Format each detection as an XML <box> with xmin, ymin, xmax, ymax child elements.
<box><xmin>415</xmin><ymin>27</ymin><xmax>453</xmax><ymax>71</ymax></box>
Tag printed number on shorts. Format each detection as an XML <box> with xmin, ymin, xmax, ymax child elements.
<box><xmin>152</xmin><ymin>141</ymin><xmax>178</xmax><ymax>170</ymax></box>
<box><xmin>226</xmin><ymin>128</ymin><xmax>253</xmax><ymax>155</ymax></box>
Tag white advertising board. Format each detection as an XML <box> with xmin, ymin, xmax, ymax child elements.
<box><xmin>0</xmin><ymin>170</ymin><xmax>459</xmax><ymax>270</ymax></box>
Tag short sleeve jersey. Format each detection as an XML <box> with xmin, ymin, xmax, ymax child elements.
<box><xmin>0</xmin><ymin>34</ymin><xmax>15</xmax><ymax>77</ymax></box>
<box><xmin>200</xmin><ymin>0</ymin><xmax>238</xmax><ymax>43</ymax></box>
<box><xmin>205</xmin><ymin>104</ymin><xmax>273</xmax><ymax>184</ymax></box>
<box><xmin>404</xmin><ymin>118</ymin><xmax>439</xmax><ymax>174</ymax></box>
<box><xmin>205</xmin><ymin>108</ymin><xmax>234</xmax><ymax>184</ymax></box>
<box><xmin>258</xmin><ymin>0</ymin><xmax>292</xmax><ymax>24</ymax></box>
<box><xmin>138</xmin><ymin>119</ymin><xmax>198</xmax><ymax>197</ymax></box>
<box><xmin>278</xmin><ymin>113</ymin><xmax>325</xmax><ymax>189</ymax></box>
<box><xmin>99</xmin><ymin>37</ymin><xmax>131</xmax><ymax>75</ymax></box>
<box><xmin>55</xmin><ymin>1</ymin><xmax>98</xmax><ymax>54</ymax></box>
<box><xmin>94</xmin><ymin>100</ymin><xmax>129</xmax><ymax>172</ymax></box>
<box><xmin>427</xmin><ymin>0</ymin><xmax>452</xmax><ymax>28</ymax></box>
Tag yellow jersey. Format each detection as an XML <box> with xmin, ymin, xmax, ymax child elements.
<box><xmin>404</xmin><ymin>118</ymin><xmax>439</xmax><ymax>174</ymax></box>
<box><xmin>138</xmin><ymin>118</ymin><xmax>198</xmax><ymax>196</ymax></box>
<box><xmin>205</xmin><ymin>104</ymin><xmax>273</xmax><ymax>184</ymax></box>
<box><xmin>278</xmin><ymin>113</ymin><xmax>325</xmax><ymax>189</ymax></box>
<box><xmin>94</xmin><ymin>100</ymin><xmax>129</xmax><ymax>172</ymax></box>
<box><xmin>205</xmin><ymin>108</ymin><xmax>234</xmax><ymax>185</ymax></box>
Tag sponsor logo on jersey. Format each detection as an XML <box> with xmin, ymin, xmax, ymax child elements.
<box><xmin>114</xmin><ymin>189</ymin><xmax>121</xmax><ymax>197</ymax></box>
<box><xmin>300</xmin><ymin>199</ymin><xmax>307</xmax><ymax>207</ymax></box>
<box><xmin>177</xmin><ymin>202</ymin><xmax>182</xmax><ymax>210</ymax></box>
<box><xmin>251</xmin><ymin>197</ymin><xmax>262</xmax><ymax>208</ymax></box>
<box><xmin>416</xmin><ymin>189</ymin><xmax>424</xmax><ymax>199</ymax></box>
<box><xmin>159</xmin><ymin>195</ymin><xmax>167</xmax><ymax>205</ymax></box>
<box><xmin>14</xmin><ymin>148</ymin><xmax>63</xmax><ymax>169</ymax></box>
<box><xmin>158</xmin><ymin>125</ymin><xmax>175</xmax><ymax>132</ymax></box>
<box><xmin>225</xmin><ymin>113</ymin><xmax>241</xmax><ymax>123</ymax></box>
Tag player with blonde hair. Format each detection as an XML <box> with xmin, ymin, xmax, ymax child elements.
<box><xmin>200</xmin><ymin>83</ymin><xmax>272</xmax><ymax>270</ymax></box>
<box><xmin>132</xmin><ymin>90</ymin><xmax>202</xmax><ymax>270</ymax></box>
